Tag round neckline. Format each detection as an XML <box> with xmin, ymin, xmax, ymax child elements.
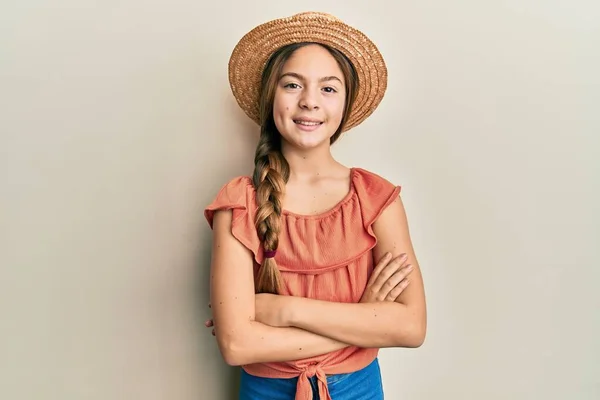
<box><xmin>246</xmin><ymin>167</ymin><xmax>357</xmax><ymax>220</ymax></box>
<box><xmin>283</xmin><ymin>167</ymin><xmax>357</xmax><ymax>219</ymax></box>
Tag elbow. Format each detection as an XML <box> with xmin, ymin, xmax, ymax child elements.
<box><xmin>411</xmin><ymin>320</ymin><xmax>427</xmax><ymax>348</ymax></box>
<box><xmin>406</xmin><ymin>327</ymin><xmax>426</xmax><ymax>348</ymax></box>
<box><xmin>393</xmin><ymin>319</ymin><xmax>427</xmax><ymax>348</ymax></box>
<box><xmin>215</xmin><ymin>320</ymin><xmax>263</xmax><ymax>366</ymax></box>
<box><xmin>218</xmin><ymin>339</ymin><xmax>246</xmax><ymax>366</ymax></box>
<box><xmin>217</xmin><ymin>333</ymin><xmax>252</xmax><ymax>366</ymax></box>
<box><xmin>220</xmin><ymin>345</ymin><xmax>242</xmax><ymax>366</ymax></box>
<box><xmin>222</xmin><ymin>350</ymin><xmax>245</xmax><ymax>367</ymax></box>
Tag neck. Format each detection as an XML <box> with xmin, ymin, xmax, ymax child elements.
<box><xmin>280</xmin><ymin>142</ymin><xmax>340</xmax><ymax>181</ymax></box>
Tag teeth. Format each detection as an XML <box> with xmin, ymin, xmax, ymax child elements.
<box><xmin>295</xmin><ymin>120</ymin><xmax>321</xmax><ymax>126</ymax></box>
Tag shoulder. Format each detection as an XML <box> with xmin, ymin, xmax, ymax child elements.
<box><xmin>204</xmin><ymin>175</ymin><xmax>255</xmax><ymax>228</ymax></box>
<box><xmin>205</xmin><ymin>175</ymin><xmax>262</xmax><ymax>263</ymax></box>
<box><xmin>350</xmin><ymin>167</ymin><xmax>402</xmax><ymax>226</ymax></box>
<box><xmin>352</xmin><ymin>167</ymin><xmax>401</xmax><ymax>196</ymax></box>
<box><xmin>214</xmin><ymin>175</ymin><xmax>254</xmax><ymax>196</ymax></box>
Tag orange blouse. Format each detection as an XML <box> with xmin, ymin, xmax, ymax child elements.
<box><xmin>204</xmin><ymin>167</ymin><xmax>401</xmax><ymax>400</ymax></box>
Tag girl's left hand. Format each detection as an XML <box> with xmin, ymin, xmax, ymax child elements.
<box><xmin>204</xmin><ymin>303</ymin><xmax>215</xmax><ymax>336</ymax></box>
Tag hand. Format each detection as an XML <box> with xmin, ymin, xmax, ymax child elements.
<box><xmin>204</xmin><ymin>302</ymin><xmax>215</xmax><ymax>336</ymax></box>
<box><xmin>360</xmin><ymin>252</ymin><xmax>413</xmax><ymax>303</ymax></box>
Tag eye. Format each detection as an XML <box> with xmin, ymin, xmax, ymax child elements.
<box><xmin>322</xmin><ymin>86</ymin><xmax>337</xmax><ymax>93</ymax></box>
<box><xmin>284</xmin><ymin>83</ymin><xmax>301</xmax><ymax>89</ymax></box>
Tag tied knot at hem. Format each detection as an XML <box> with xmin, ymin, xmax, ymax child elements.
<box><xmin>295</xmin><ymin>363</ymin><xmax>331</xmax><ymax>400</ymax></box>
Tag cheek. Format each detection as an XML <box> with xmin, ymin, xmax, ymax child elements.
<box><xmin>327</xmin><ymin>98</ymin><xmax>346</xmax><ymax>121</ymax></box>
<box><xmin>273</xmin><ymin>95</ymin><xmax>290</xmax><ymax>117</ymax></box>
<box><xmin>272</xmin><ymin>96</ymin><xmax>291</xmax><ymax>133</ymax></box>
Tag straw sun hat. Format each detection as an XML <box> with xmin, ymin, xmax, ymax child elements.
<box><xmin>228</xmin><ymin>11</ymin><xmax>388</xmax><ymax>132</ymax></box>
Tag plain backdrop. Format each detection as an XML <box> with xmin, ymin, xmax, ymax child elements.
<box><xmin>1</xmin><ymin>1</ymin><xmax>598</xmax><ymax>399</ymax></box>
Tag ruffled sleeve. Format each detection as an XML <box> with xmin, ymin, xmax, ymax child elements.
<box><xmin>204</xmin><ymin>176</ymin><xmax>262</xmax><ymax>264</ymax></box>
<box><xmin>352</xmin><ymin>168</ymin><xmax>402</xmax><ymax>236</ymax></box>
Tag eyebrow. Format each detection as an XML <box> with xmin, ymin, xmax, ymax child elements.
<box><xmin>279</xmin><ymin>72</ymin><xmax>343</xmax><ymax>84</ymax></box>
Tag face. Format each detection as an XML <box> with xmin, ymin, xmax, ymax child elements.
<box><xmin>272</xmin><ymin>44</ymin><xmax>346</xmax><ymax>150</ymax></box>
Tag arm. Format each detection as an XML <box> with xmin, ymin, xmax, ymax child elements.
<box><xmin>209</xmin><ymin>209</ymin><xmax>350</xmax><ymax>366</ymax></box>
<box><xmin>285</xmin><ymin>196</ymin><xmax>427</xmax><ymax>348</ymax></box>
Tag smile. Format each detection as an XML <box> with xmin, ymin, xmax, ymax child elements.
<box><xmin>293</xmin><ymin>120</ymin><xmax>323</xmax><ymax>126</ymax></box>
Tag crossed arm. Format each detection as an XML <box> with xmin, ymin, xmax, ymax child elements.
<box><xmin>208</xmin><ymin>196</ymin><xmax>427</xmax><ymax>366</ymax></box>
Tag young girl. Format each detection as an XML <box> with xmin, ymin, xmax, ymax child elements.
<box><xmin>204</xmin><ymin>12</ymin><xmax>427</xmax><ymax>400</ymax></box>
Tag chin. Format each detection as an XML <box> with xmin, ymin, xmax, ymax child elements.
<box><xmin>279</xmin><ymin>121</ymin><xmax>338</xmax><ymax>149</ymax></box>
<box><xmin>287</xmin><ymin>131</ymin><xmax>333</xmax><ymax>149</ymax></box>
<box><xmin>293</xmin><ymin>140</ymin><xmax>327</xmax><ymax>150</ymax></box>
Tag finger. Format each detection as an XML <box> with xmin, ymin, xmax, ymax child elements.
<box><xmin>366</xmin><ymin>252</ymin><xmax>392</xmax><ymax>286</ymax></box>
<box><xmin>369</xmin><ymin>252</ymin><xmax>405</xmax><ymax>289</ymax></box>
<box><xmin>212</xmin><ymin>329</ymin><xmax>215</xmax><ymax>336</ymax></box>
<box><xmin>378</xmin><ymin>264</ymin><xmax>413</xmax><ymax>300</ymax></box>
<box><xmin>204</xmin><ymin>319</ymin><xmax>214</xmax><ymax>327</ymax></box>
<box><xmin>371</xmin><ymin>254</ymin><xmax>409</xmax><ymax>292</ymax></box>
<box><xmin>385</xmin><ymin>278</ymin><xmax>411</xmax><ymax>301</ymax></box>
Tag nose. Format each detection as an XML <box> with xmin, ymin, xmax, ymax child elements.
<box><xmin>299</xmin><ymin>88</ymin><xmax>319</xmax><ymax>110</ymax></box>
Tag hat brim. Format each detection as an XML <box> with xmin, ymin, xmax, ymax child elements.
<box><xmin>228</xmin><ymin>12</ymin><xmax>388</xmax><ymax>132</ymax></box>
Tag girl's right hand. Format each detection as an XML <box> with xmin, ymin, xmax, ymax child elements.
<box><xmin>205</xmin><ymin>252</ymin><xmax>413</xmax><ymax>335</ymax></box>
<box><xmin>359</xmin><ymin>252</ymin><xmax>413</xmax><ymax>303</ymax></box>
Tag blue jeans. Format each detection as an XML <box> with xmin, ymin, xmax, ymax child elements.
<box><xmin>239</xmin><ymin>358</ymin><xmax>384</xmax><ymax>399</ymax></box>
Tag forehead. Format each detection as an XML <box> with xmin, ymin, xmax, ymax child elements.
<box><xmin>281</xmin><ymin>44</ymin><xmax>343</xmax><ymax>78</ymax></box>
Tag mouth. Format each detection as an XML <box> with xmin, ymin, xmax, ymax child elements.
<box><xmin>293</xmin><ymin>119</ymin><xmax>323</xmax><ymax>127</ymax></box>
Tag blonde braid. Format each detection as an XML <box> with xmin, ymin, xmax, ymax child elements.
<box><xmin>252</xmin><ymin>133</ymin><xmax>289</xmax><ymax>294</ymax></box>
